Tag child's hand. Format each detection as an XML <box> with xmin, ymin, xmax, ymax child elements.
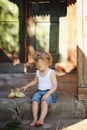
<box><xmin>21</xmin><ymin>86</ymin><xmax>27</xmax><ymax>92</ymax></box>
<box><xmin>42</xmin><ymin>94</ymin><xmax>49</xmax><ymax>101</ymax></box>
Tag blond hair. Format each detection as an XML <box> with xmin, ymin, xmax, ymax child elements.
<box><xmin>33</xmin><ymin>51</ymin><xmax>53</xmax><ymax>66</ymax></box>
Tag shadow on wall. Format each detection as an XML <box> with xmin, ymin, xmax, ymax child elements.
<box><xmin>0</xmin><ymin>48</ymin><xmax>12</xmax><ymax>63</ymax></box>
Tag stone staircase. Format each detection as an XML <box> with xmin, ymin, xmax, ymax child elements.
<box><xmin>0</xmin><ymin>72</ymin><xmax>87</xmax><ymax>129</ymax></box>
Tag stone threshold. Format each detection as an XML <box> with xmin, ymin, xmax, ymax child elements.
<box><xmin>0</xmin><ymin>97</ymin><xmax>86</xmax><ymax>123</ymax></box>
<box><xmin>0</xmin><ymin>63</ymin><xmax>26</xmax><ymax>73</ymax></box>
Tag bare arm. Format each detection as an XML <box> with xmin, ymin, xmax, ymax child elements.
<box><xmin>42</xmin><ymin>71</ymin><xmax>57</xmax><ymax>101</ymax></box>
<box><xmin>21</xmin><ymin>76</ymin><xmax>38</xmax><ymax>91</ymax></box>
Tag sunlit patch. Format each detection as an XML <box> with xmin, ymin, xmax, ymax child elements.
<box><xmin>0</xmin><ymin>0</ymin><xmax>19</xmax><ymax>63</ymax></box>
<box><xmin>62</xmin><ymin>119</ymin><xmax>87</xmax><ymax>130</ymax></box>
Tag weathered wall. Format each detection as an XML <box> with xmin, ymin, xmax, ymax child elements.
<box><xmin>67</xmin><ymin>0</ymin><xmax>77</xmax><ymax>66</ymax></box>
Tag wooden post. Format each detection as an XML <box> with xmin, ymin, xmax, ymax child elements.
<box><xmin>77</xmin><ymin>0</ymin><xmax>87</xmax><ymax>100</ymax></box>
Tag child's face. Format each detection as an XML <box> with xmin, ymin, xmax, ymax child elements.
<box><xmin>36</xmin><ymin>60</ymin><xmax>48</xmax><ymax>71</ymax></box>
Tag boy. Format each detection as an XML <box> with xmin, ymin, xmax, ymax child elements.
<box><xmin>21</xmin><ymin>51</ymin><xmax>57</xmax><ymax>126</ymax></box>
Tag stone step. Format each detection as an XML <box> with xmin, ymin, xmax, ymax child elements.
<box><xmin>0</xmin><ymin>72</ymin><xmax>84</xmax><ymax>129</ymax></box>
<box><xmin>0</xmin><ymin>73</ymin><xmax>77</xmax><ymax>99</ymax></box>
<box><xmin>20</xmin><ymin>119</ymin><xmax>87</xmax><ymax>130</ymax></box>
<box><xmin>1</xmin><ymin>119</ymin><xmax>87</xmax><ymax>130</ymax></box>
<box><xmin>0</xmin><ymin>63</ymin><xmax>26</xmax><ymax>73</ymax></box>
<box><xmin>0</xmin><ymin>98</ymin><xmax>86</xmax><ymax>123</ymax></box>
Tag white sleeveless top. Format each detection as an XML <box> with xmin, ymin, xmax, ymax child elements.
<box><xmin>36</xmin><ymin>68</ymin><xmax>54</xmax><ymax>90</ymax></box>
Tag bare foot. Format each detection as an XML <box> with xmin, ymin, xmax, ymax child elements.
<box><xmin>30</xmin><ymin>121</ymin><xmax>36</xmax><ymax>127</ymax></box>
<box><xmin>35</xmin><ymin>120</ymin><xmax>44</xmax><ymax>126</ymax></box>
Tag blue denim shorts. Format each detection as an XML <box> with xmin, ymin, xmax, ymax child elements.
<box><xmin>31</xmin><ymin>90</ymin><xmax>56</xmax><ymax>105</ymax></box>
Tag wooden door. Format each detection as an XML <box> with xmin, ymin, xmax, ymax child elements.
<box><xmin>27</xmin><ymin>0</ymin><xmax>66</xmax><ymax>63</ymax></box>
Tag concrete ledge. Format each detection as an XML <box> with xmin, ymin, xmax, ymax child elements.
<box><xmin>48</xmin><ymin>100</ymin><xmax>86</xmax><ymax>119</ymax></box>
<box><xmin>0</xmin><ymin>98</ymin><xmax>86</xmax><ymax>123</ymax></box>
<box><xmin>0</xmin><ymin>63</ymin><xmax>26</xmax><ymax>73</ymax></box>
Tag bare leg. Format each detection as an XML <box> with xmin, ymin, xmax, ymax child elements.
<box><xmin>35</xmin><ymin>101</ymin><xmax>48</xmax><ymax>126</ymax></box>
<box><xmin>30</xmin><ymin>101</ymin><xmax>39</xmax><ymax>126</ymax></box>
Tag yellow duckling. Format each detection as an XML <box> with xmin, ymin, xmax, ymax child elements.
<box><xmin>8</xmin><ymin>88</ymin><xmax>15</xmax><ymax>99</ymax></box>
<box><xmin>15</xmin><ymin>88</ymin><xmax>25</xmax><ymax>98</ymax></box>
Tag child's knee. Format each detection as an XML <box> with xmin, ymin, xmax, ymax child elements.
<box><xmin>32</xmin><ymin>101</ymin><xmax>38</xmax><ymax>105</ymax></box>
<box><xmin>41</xmin><ymin>100</ymin><xmax>48</xmax><ymax>106</ymax></box>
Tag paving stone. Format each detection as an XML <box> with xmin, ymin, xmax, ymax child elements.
<box><xmin>20</xmin><ymin>121</ymin><xmax>57</xmax><ymax>130</ymax></box>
